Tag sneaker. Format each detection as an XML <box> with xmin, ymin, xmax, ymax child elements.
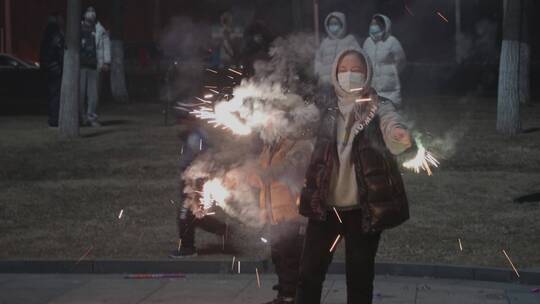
<box><xmin>261</xmin><ymin>296</ymin><xmax>294</xmax><ymax>304</ymax></box>
<box><xmin>169</xmin><ymin>247</ymin><xmax>198</xmax><ymax>258</ymax></box>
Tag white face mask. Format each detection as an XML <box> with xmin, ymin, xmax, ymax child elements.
<box><xmin>337</xmin><ymin>71</ymin><xmax>365</xmax><ymax>92</ymax></box>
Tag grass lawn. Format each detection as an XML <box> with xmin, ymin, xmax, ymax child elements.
<box><xmin>1</xmin><ymin>98</ymin><xmax>539</xmax><ymax>269</ymax></box>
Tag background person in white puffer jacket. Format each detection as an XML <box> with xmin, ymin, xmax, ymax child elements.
<box><xmin>314</xmin><ymin>11</ymin><xmax>360</xmax><ymax>86</ymax></box>
<box><xmin>363</xmin><ymin>14</ymin><xmax>406</xmax><ymax>108</ymax></box>
<box><xmin>79</xmin><ymin>7</ymin><xmax>111</xmax><ymax>127</ymax></box>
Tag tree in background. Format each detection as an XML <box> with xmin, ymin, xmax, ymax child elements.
<box><xmin>518</xmin><ymin>0</ymin><xmax>531</xmax><ymax>105</ymax></box>
<box><xmin>59</xmin><ymin>0</ymin><xmax>81</xmax><ymax>139</ymax></box>
<box><xmin>497</xmin><ymin>0</ymin><xmax>529</xmax><ymax>135</ymax></box>
<box><xmin>110</xmin><ymin>0</ymin><xmax>129</xmax><ymax>103</ymax></box>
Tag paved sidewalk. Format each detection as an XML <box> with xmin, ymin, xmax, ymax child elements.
<box><xmin>0</xmin><ymin>273</ymin><xmax>538</xmax><ymax>304</ymax></box>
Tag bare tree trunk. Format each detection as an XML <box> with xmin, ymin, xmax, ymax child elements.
<box><xmin>519</xmin><ymin>0</ymin><xmax>530</xmax><ymax>104</ymax></box>
<box><xmin>497</xmin><ymin>0</ymin><xmax>523</xmax><ymax>136</ymax></box>
<box><xmin>59</xmin><ymin>0</ymin><xmax>81</xmax><ymax>139</ymax></box>
<box><xmin>110</xmin><ymin>0</ymin><xmax>129</xmax><ymax>103</ymax></box>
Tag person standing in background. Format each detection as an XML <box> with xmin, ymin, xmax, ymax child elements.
<box><xmin>79</xmin><ymin>6</ymin><xmax>111</xmax><ymax>127</ymax></box>
<box><xmin>40</xmin><ymin>13</ymin><xmax>65</xmax><ymax>128</ymax></box>
<box><xmin>314</xmin><ymin>12</ymin><xmax>361</xmax><ymax>86</ymax></box>
<box><xmin>363</xmin><ymin>14</ymin><xmax>406</xmax><ymax>108</ymax></box>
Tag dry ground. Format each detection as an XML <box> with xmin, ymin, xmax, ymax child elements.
<box><xmin>1</xmin><ymin>97</ymin><xmax>539</xmax><ymax>269</ymax></box>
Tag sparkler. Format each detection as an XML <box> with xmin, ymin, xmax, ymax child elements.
<box><xmin>329</xmin><ymin>235</ymin><xmax>341</xmax><ymax>252</ymax></box>
<box><xmin>204</xmin><ymin>94</ymin><xmax>214</xmax><ymax>99</ymax></box>
<box><xmin>227</xmin><ymin>75</ymin><xmax>234</xmax><ymax>80</ymax></box>
<box><xmin>206</xmin><ymin>212</ymin><xmax>216</xmax><ymax>215</ymax></box>
<box><xmin>436</xmin><ymin>11</ymin><xmax>449</xmax><ymax>23</ymax></box>
<box><xmin>350</xmin><ymin>87</ymin><xmax>363</xmax><ymax>92</ymax></box>
<box><xmin>125</xmin><ymin>273</ymin><xmax>185</xmax><ymax>279</ymax></box>
<box><xmin>458</xmin><ymin>238</ymin><xmax>463</xmax><ymax>251</ymax></box>
<box><xmin>204</xmin><ymin>85</ymin><xmax>218</xmax><ymax>89</ymax></box>
<box><xmin>118</xmin><ymin>209</ymin><xmax>124</xmax><ymax>219</ymax></box>
<box><xmin>199</xmin><ymin>178</ymin><xmax>231</xmax><ymax>209</ymax></box>
<box><xmin>256</xmin><ymin>268</ymin><xmax>261</xmax><ymax>288</ymax></box>
<box><xmin>231</xmin><ymin>256</ymin><xmax>236</xmax><ymax>270</ymax></box>
<box><xmin>199</xmin><ymin>139</ymin><xmax>202</xmax><ymax>150</ymax></box>
<box><xmin>502</xmin><ymin>249</ymin><xmax>520</xmax><ymax>278</ymax></box>
<box><xmin>238</xmin><ymin>261</ymin><xmax>241</xmax><ymax>274</ymax></box>
<box><xmin>206</xmin><ymin>68</ymin><xmax>218</xmax><ymax>74</ymax></box>
<box><xmin>333</xmin><ymin>207</ymin><xmax>343</xmax><ymax>224</ymax></box>
<box><xmin>260</xmin><ymin>237</ymin><xmax>268</xmax><ymax>243</ymax></box>
<box><xmin>402</xmin><ymin>138</ymin><xmax>439</xmax><ymax>176</ymax></box>
<box><xmin>208</xmin><ymin>88</ymin><xmax>220</xmax><ymax>94</ymax></box>
<box><xmin>177</xmin><ymin>239</ymin><xmax>182</xmax><ymax>251</ymax></box>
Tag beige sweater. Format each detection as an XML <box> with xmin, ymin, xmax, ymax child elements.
<box><xmin>327</xmin><ymin>99</ymin><xmax>408</xmax><ymax>209</ymax></box>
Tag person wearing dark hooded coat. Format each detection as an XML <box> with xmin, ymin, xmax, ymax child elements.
<box><xmin>363</xmin><ymin>14</ymin><xmax>406</xmax><ymax>107</ymax></box>
<box><xmin>169</xmin><ymin>126</ymin><xmax>228</xmax><ymax>258</ymax></box>
<box><xmin>296</xmin><ymin>48</ymin><xmax>412</xmax><ymax>304</ymax></box>
<box><xmin>40</xmin><ymin>13</ymin><xmax>65</xmax><ymax>127</ymax></box>
<box><xmin>314</xmin><ymin>12</ymin><xmax>361</xmax><ymax>86</ymax></box>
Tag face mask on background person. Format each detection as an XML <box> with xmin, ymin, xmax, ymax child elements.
<box><xmin>328</xmin><ymin>22</ymin><xmax>342</xmax><ymax>35</ymax></box>
<box><xmin>369</xmin><ymin>24</ymin><xmax>383</xmax><ymax>40</ymax></box>
<box><xmin>338</xmin><ymin>71</ymin><xmax>365</xmax><ymax>92</ymax></box>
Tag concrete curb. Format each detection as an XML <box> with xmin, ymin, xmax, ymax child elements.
<box><xmin>0</xmin><ymin>260</ymin><xmax>538</xmax><ymax>285</ymax></box>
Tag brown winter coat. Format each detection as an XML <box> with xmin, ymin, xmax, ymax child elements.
<box><xmin>255</xmin><ymin>138</ymin><xmax>313</xmax><ymax>224</ymax></box>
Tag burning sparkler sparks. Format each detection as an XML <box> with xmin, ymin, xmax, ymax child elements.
<box><xmin>118</xmin><ymin>209</ymin><xmax>124</xmax><ymax>219</ymax></box>
<box><xmin>208</xmin><ymin>88</ymin><xmax>220</xmax><ymax>94</ymax></box>
<box><xmin>402</xmin><ymin>138</ymin><xmax>440</xmax><ymax>176</ymax></box>
<box><xmin>195</xmin><ymin>97</ymin><xmax>212</xmax><ymax>104</ymax></box>
<box><xmin>355</xmin><ymin>97</ymin><xmax>372</xmax><ymax>103</ymax></box>
<box><xmin>333</xmin><ymin>207</ymin><xmax>343</xmax><ymax>224</ymax></box>
<box><xmin>76</xmin><ymin>245</ymin><xmax>94</xmax><ymax>264</ymax></box>
<box><xmin>350</xmin><ymin>87</ymin><xmax>363</xmax><ymax>92</ymax></box>
<box><xmin>405</xmin><ymin>5</ymin><xmax>414</xmax><ymax>16</ymax></box>
<box><xmin>204</xmin><ymin>94</ymin><xmax>214</xmax><ymax>99</ymax></box>
<box><xmin>228</xmin><ymin>68</ymin><xmax>243</xmax><ymax>76</ymax></box>
<box><xmin>458</xmin><ymin>238</ymin><xmax>463</xmax><ymax>251</ymax></box>
<box><xmin>436</xmin><ymin>11</ymin><xmax>449</xmax><ymax>23</ymax></box>
<box><xmin>260</xmin><ymin>237</ymin><xmax>268</xmax><ymax>243</ymax></box>
<box><xmin>206</xmin><ymin>68</ymin><xmax>218</xmax><ymax>74</ymax></box>
<box><xmin>502</xmin><ymin>249</ymin><xmax>520</xmax><ymax>278</ymax></box>
<box><xmin>199</xmin><ymin>178</ymin><xmax>231</xmax><ymax>209</ymax></box>
<box><xmin>191</xmin><ymin>82</ymin><xmax>290</xmax><ymax>136</ymax></box>
<box><xmin>329</xmin><ymin>235</ymin><xmax>341</xmax><ymax>252</ymax></box>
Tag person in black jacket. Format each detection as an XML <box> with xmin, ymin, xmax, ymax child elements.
<box><xmin>40</xmin><ymin>13</ymin><xmax>65</xmax><ymax>127</ymax></box>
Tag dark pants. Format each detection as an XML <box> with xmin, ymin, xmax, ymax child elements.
<box><xmin>270</xmin><ymin>219</ymin><xmax>305</xmax><ymax>298</ymax></box>
<box><xmin>47</xmin><ymin>73</ymin><xmax>62</xmax><ymax>126</ymax></box>
<box><xmin>177</xmin><ymin>204</ymin><xmax>227</xmax><ymax>248</ymax></box>
<box><xmin>296</xmin><ymin>209</ymin><xmax>381</xmax><ymax>304</ymax></box>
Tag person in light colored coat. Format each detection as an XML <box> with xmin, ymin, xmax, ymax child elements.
<box><xmin>314</xmin><ymin>11</ymin><xmax>360</xmax><ymax>86</ymax></box>
<box><xmin>363</xmin><ymin>14</ymin><xmax>406</xmax><ymax>107</ymax></box>
<box><xmin>79</xmin><ymin>7</ymin><xmax>111</xmax><ymax>127</ymax></box>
